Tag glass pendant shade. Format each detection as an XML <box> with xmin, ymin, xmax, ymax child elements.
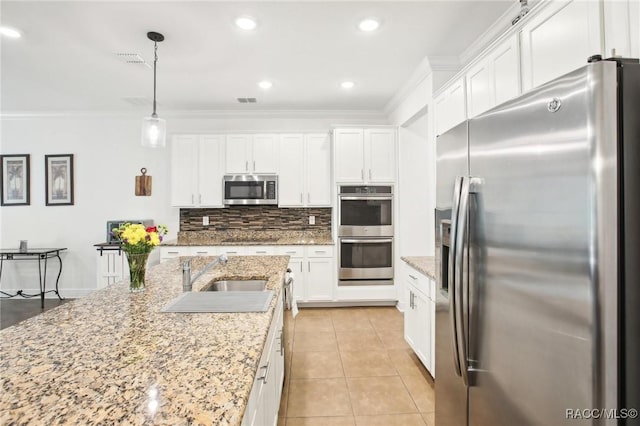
<box><xmin>141</xmin><ymin>115</ymin><xmax>166</xmax><ymax>148</ymax></box>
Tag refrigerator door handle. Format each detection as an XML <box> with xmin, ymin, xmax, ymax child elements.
<box><xmin>455</xmin><ymin>176</ymin><xmax>471</xmax><ymax>386</ymax></box>
<box><xmin>449</xmin><ymin>176</ymin><xmax>464</xmax><ymax>377</ymax></box>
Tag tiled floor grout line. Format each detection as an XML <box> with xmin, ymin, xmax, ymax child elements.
<box><xmin>332</xmin><ymin>315</ymin><xmax>356</xmax><ymax>419</ymax></box>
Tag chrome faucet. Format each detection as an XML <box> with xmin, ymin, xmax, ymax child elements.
<box><xmin>182</xmin><ymin>253</ymin><xmax>228</xmax><ymax>292</ymax></box>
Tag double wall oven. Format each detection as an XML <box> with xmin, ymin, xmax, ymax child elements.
<box><xmin>338</xmin><ymin>185</ymin><xmax>393</xmax><ymax>286</ymax></box>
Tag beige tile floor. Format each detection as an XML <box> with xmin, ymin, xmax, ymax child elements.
<box><xmin>278</xmin><ymin>307</ymin><xmax>435</xmax><ymax>426</ymax></box>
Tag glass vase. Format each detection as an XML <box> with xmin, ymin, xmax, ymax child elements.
<box><xmin>126</xmin><ymin>252</ymin><xmax>149</xmax><ymax>293</ymax></box>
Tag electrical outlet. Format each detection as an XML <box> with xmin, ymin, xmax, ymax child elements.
<box><xmin>309</xmin><ymin>215</ymin><xmax>316</xmax><ymax>225</ymax></box>
<box><xmin>202</xmin><ymin>216</ymin><xmax>210</xmax><ymax>226</ymax></box>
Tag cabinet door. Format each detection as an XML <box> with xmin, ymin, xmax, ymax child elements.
<box><xmin>365</xmin><ymin>128</ymin><xmax>396</xmax><ymax>183</ymax></box>
<box><xmin>521</xmin><ymin>0</ymin><xmax>601</xmax><ymax>91</ymax></box>
<box><xmin>306</xmin><ymin>258</ymin><xmax>334</xmax><ymax>301</ymax></box>
<box><xmin>198</xmin><ymin>135</ymin><xmax>225</xmax><ymax>207</ymax></box>
<box><xmin>434</xmin><ymin>91</ymin><xmax>448</xmax><ymax>136</ymax></box>
<box><xmin>415</xmin><ymin>290</ymin><xmax>432</xmax><ymax>373</ymax></box>
<box><xmin>603</xmin><ymin>0</ymin><xmax>640</xmax><ymax>59</ymax></box>
<box><xmin>226</xmin><ymin>134</ymin><xmax>252</xmax><ymax>173</ymax></box>
<box><xmin>278</xmin><ymin>134</ymin><xmax>305</xmax><ymax>206</ymax></box>
<box><xmin>466</xmin><ymin>58</ymin><xmax>492</xmax><ymax>118</ymax></box>
<box><xmin>305</xmin><ymin>133</ymin><xmax>332</xmax><ymax>206</ymax></box>
<box><xmin>334</xmin><ymin>129</ymin><xmax>365</xmax><ymax>182</ymax></box>
<box><xmin>252</xmin><ymin>134</ymin><xmax>278</xmax><ymax>173</ymax></box>
<box><xmin>435</xmin><ymin>78</ymin><xmax>467</xmax><ymax>136</ymax></box>
<box><xmin>446</xmin><ymin>78</ymin><xmax>467</xmax><ymax>131</ymax></box>
<box><xmin>404</xmin><ymin>289</ymin><xmax>419</xmax><ymax>350</ymax></box>
<box><xmin>490</xmin><ymin>35</ymin><xmax>520</xmax><ymax>107</ymax></box>
<box><xmin>96</xmin><ymin>250</ymin><xmax>126</xmax><ymax>288</ymax></box>
<box><xmin>170</xmin><ymin>135</ymin><xmax>198</xmax><ymax>206</ymax></box>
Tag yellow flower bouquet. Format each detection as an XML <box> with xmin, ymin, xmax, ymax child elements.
<box><xmin>113</xmin><ymin>223</ymin><xmax>168</xmax><ymax>292</ymax></box>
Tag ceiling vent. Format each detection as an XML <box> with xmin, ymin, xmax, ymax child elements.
<box><xmin>114</xmin><ymin>53</ymin><xmax>151</xmax><ymax>68</ymax></box>
<box><xmin>237</xmin><ymin>98</ymin><xmax>257</xmax><ymax>103</ymax></box>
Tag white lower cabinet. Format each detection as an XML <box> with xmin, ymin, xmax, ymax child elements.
<box><xmin>403</xmin><ymin>263</ymin><xmax>435</xmax><ymax>376</ymax></box>
<box><xmin>242</xmin><ymin>292</ymin><xmax>285</xmax><ymax>426</ymax></box>
<box><xmin>159</xmin><ymin>246</ymin><xmax>188</xmax><ymax>263</ymax></box>
<box><xmin>276</xmin><ymin>245</ymin><xmax>334</xmax><ymax>303</ymax></box>
<box><xmin>96</xmin><ymin>249</ymin><xmax>128</xmax><ymax>288</ymax></box>
<box><xmin>160</xmin><ymin>245</ymin><xmax>336</xmax><ymax>303</ymax></box>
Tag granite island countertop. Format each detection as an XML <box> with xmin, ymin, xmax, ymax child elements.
<box><xmin>0</xmin><ymin>255</ymin><xmax>289</xmax><ymax>426</ymax></box>
<box><xmin>165</xmin><ymin>230</ymin><xmax>333</xmax><ymax>246</ymax></box>
<box><xmin>401</xmin><ymin>256</ymin><xmax>436</xmax><ymax>280</ymax></box>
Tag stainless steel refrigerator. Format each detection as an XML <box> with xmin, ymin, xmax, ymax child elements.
<box><xmin>435</xmin><ymin>58</ymin><xmax>639</xmax><ymax>426</ymax></box>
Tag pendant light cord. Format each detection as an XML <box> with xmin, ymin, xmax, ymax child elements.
<box><xmin>152</xmin><ymin>41</ymin><xmax>158</xmax><ymax>117</ymax></box>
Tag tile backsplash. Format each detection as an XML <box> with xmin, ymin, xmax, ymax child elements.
<box><xmin>180</xmin><ymin>207</ymin><xmax>332</xmax><ymax>232</ymax></box>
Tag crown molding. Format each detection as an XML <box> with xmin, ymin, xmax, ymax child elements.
<box><xmin>459</xmin><ymin>1</ymin><xmax>522</xmax><ymax>66</ymax></box>
<box><xmin>0</xmin><ymin>108</ymin><xmax>388</xmax><ymax>120</ymax></box>
<box><xmin>383</xmin><ymin>56</ymin><xmax>432</xmax><ymax>116</ymax></box>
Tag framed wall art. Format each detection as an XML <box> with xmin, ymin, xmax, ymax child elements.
<box><xmin>1</xmin><ymin>154</ymin><xmax>30</xmax><ymax>206</ymax></box>
<box><xmin>45</xmin><ymin>154</ymin><xmax>74</xmax><ymax>206</ymax></box>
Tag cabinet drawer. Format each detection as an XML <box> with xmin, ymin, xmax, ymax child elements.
<box><xmin>159</xmin><ymin>247</ymin><xmax>188</xmax><ymax>261</ymax></box>
<box><xmin>306</xmin><ymin>246</ymin><xmax>334</xmax><ymax>258</ymax></box>
<box><xmin>406</xmin><ymin>266</ymin><xmax>432</xmax><ymax>300</ymax></box>
<box><xmin>275</xmin><ymin>246</ymin><xmax>305</xmax><ymax>258</ymax></box>
<box><xmin>244</xmin><ymin>246</ymin><xmax>275</xmax><ymax>255</ymax></box>
<box><xmin>188</xmin><ymin>246</ymin><xmax>221</xmax><ymax>256</ymax></box>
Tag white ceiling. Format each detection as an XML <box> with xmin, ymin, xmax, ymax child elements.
<box><xmin>1</xmin><ymin>1</ymin><xmax>514</xmax><ymax>114</ymax></box>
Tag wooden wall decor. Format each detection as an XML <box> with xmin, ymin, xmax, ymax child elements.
<box><xmin>135</xmin><ymin>168</ymin><xmax>152</xmax><ymax>196</ymax></box>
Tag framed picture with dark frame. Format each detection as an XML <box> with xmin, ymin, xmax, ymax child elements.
<box><xmin>45</xmin><ymin>154</ymin><xmax>74</xmax><ymax>206</ymax></box>
<box><xmin>1</xmin><ymin>154</ymin><xmax>30</xmax><ymax>206</ymax></box>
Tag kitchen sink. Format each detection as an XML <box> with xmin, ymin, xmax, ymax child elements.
<box><xmin>200</xmin><ymin>280</ymin><xmax>267</xmax><ymax>292</ymax></box>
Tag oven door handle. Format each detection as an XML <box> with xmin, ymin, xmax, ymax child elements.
<box><xmin>338</xmin><ymin>196</ymin><xmax>392</xmax><ymax>201</ymax></box>
<box><xmin>340</xmin><ymin>238</ymin><xmax>393</xmax><ymax>244</ymax></box>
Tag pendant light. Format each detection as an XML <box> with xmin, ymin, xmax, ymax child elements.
<box><xmin>141</xmin><ymin>31</ymin><xmax>166</xmax><ymax>148</ymax></box>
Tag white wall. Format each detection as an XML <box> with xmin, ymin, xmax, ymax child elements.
<box><xmin>0</xmin><ymin>113</ymin><xmax>387</xmax><ymax>297</ymax></box>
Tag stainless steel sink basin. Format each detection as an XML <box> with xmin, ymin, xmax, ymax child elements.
<box><xmin>200</xmin><ymin>280</ymin><xmax>267</xmax><ymax>292</ymax></box>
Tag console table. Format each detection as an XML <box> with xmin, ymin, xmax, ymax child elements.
<box><xmin>0</xmin><ymin>248</ymin><xmax>66</xmax><ymax>308</ymax></box>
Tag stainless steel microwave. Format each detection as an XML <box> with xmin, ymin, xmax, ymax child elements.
<box><xmin>223</xmin><ymin>174</ymin><xmax>278</xmax><ymax>206</ymax></box>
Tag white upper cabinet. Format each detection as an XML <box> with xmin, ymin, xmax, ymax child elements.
<box><xmin>334</xmin><ymin>127</ymin><xmax>396</xmax><ymax>183</ymax></box>
<box><xmin>278</xmin><ymin>134</ymin><xmax>305</xmax><ymax>206</ymax></box>
<box><xmin>225</xmin><ymin>134</ymin><xmax>278</xmax><ymax>174</ymax></box>
<box><xmin>434</xmin><ymin>78</ymin><xmax>466</xmax><ymax>136</ymax></box>
<box><xmin>603</xmin><ymin>0</ymin><xmax>640</xmax><ymax>59</ymax></box>
<box><xmin>278</xmin><ymin>133</ymin><xmax>331</xmax><ymax>207</ymax></box>
<box><xmin>333</xmin><ymin>129</ymin><xmax>365</xmax><ymax>182</ymax></box>
<box><xmin>365</xmin><ymin>128</ymin><xmax>396</xmax><ymax>183</ymax></box>
<box><xmin>520</xmin><ymin>0</ymin><xmax>602</xmax><ymax>91</ymax></box>
<box><xmin>304</xmin><ymin>133</ymin><xmax>332</xmax><ymax>206</ymax></box>
<box><xmin>171</xmin><ymin>135</ymin><xmax>225</xmax><ymax>207</ymax></box>
<box><xmin>466</xmin><ymin>34</ymin><xmax>520</xmax><ymax>118</ymax></box>
<box><xmin>491</xmin><ymin>35</ymin><xmax>520</xmax><ymax>106</ymax></box>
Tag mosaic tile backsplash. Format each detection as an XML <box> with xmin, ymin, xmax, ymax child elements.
<box><xmin>180</xmin><ymin>207</ymin><xmax>332</xmax><ymax>232</ymax></box>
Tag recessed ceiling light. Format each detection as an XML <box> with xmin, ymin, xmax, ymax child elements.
<box><xmin>235</xmin><ymin>16</ymin><xmax>257</xmax><ymax>30</ymax></box>
<box><xmin>0</xmin><ymin>26</ymin><xmax>22</xmax><ymax>39</ymax></box>
<box><xmin>358</xmin><ymin>18</ymin><xmax>380</xmax><ymax>32</ymax></box>
<box><xmin>341</xmin><ymin>81</ymin><xmax>355</xmax><ymax>89</ymax></box>
<box><xmin>258</xmin><ymin>80</ymin><xmax>273</xmax><ymax>90</ymax></box>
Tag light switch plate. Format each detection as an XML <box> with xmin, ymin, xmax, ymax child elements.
<box><xmin>309</xmin><ymin>215</ymin><xmax>315</xmax><ymax>225</ymax></box>
<box><xmin>202</xmin><ymin>216</ymin><xmax>210</xmax><ymax>226</ymax></box>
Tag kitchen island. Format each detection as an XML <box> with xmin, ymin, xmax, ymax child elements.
<box><xmin>0</xmin><ymin>255</ymin><xmax>289</xmax><ymax>425</ymax></box>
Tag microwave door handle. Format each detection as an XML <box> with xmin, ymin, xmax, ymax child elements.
<box><xmin>455</xmin><ymin>176</ymin><xmax>471</xmax><ymax>386</ymax></box>
<box><xmin>449</xmin><ymin>176</ymin><xmax>464</xmax><ymax>378</ymax></box>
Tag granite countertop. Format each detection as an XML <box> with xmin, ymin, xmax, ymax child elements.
<box><xmin>164</xmin><ymin>230</ymin><xmax>334</xmax><ymax>247</ymax></box>
<box><xmin>0</xmin><ymin>255</ymin><xmax>289</xmax><ymax>425</ymax></box>
<box><xmin>401</xmin><ymin>256</ymin><xmax>436</xmax><ymax>280</ymax></box>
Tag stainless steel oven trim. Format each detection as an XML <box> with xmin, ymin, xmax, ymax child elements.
<box><xmin>339</xmin><ymin>226</ymin><xmax>394</xmax><ymax>237</ymax></box>
<box><xmin>338</xmin><ymin>237</ymin><xmax>394</xmax><ymax>281</ymax></box>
